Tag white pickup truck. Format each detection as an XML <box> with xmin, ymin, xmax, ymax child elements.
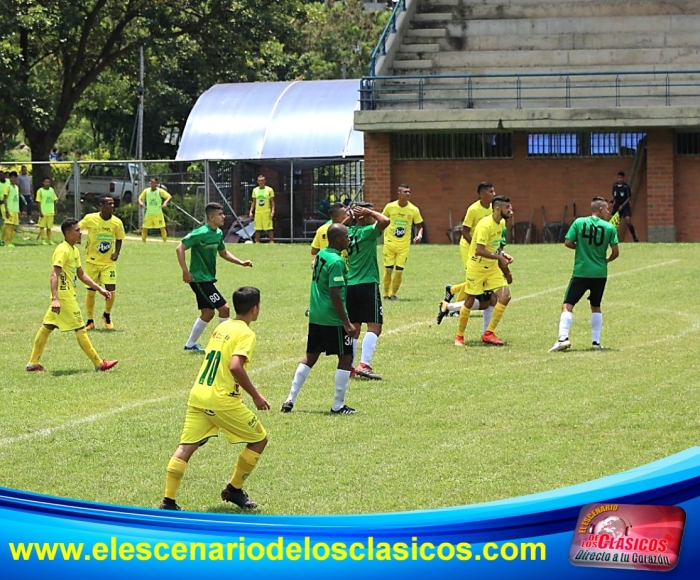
<box><xmin>65</xmin><ymin>163</ymin><xmax>141</xmax><ymax>204</ymax></box>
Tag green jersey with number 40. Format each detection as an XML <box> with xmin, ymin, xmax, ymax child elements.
<box><xmin>309</xmin><ymin>247</ymin><xmax>347</xmax><ymax>326</ymax></box>
<box><xmin>347</xmin><ymin>223</ymin><xmax>381</xmax><ymax>285</ymax></box>
<box><xmin>566</xmin><ymin>216</ymin><xmax>619</xmax><ymax>278</ymax></box>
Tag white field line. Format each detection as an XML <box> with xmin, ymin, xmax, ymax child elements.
<box><xmin>0</xmin><ymin>358</ymin><xmax>298</xmax><ymax>446</ymax></box>
<box><xmin>2</xmin><ymin>261</ymin><xmax>677</xmax><ymax>445</ymax></box>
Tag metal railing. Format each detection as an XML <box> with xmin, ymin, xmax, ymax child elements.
<box><xmin>359</xmin><ymin>70</ymin><xmax>700</xmax><ymax>110</ymax></box>
<box><xmin>368</xmin><ymin>0</ymin><xmax>407</xmax><ymax>77</ymax></box>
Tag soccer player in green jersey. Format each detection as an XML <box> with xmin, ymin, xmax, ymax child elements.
<box><xmin>160</xmin><ymin>287</ymin><xmax>269</xmax><ymax>511</ymax></box>
<box><xmin>282</xmin><ymin>223</ymin><xmax>359</xmax><ymax>414</ymax></box>
<box><xmin>176</xmin><ymin>203</ymin><xmax>253</xmax><ymax>352</ymax></box>
<box><xmin>549</xmin><ymin>197</ymin><xmax>619</xmax><ymax>352</ymax></box>
<box><xmin>346</xmin><ymin>204</ymin><xmax>390</xmax><ymax>380</ymax></box>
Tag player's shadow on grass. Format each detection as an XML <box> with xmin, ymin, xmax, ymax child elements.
<box><xmin>204</xmin><ymin>505</ymin><xmax>263</xmax><ymax>515</ymax></box>
<box><xmin>50</xmin><ymin>369</ymin><xmax>89</xmax><ymax>377</ymax></box>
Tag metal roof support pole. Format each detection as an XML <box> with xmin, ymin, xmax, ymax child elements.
<box><xmin>290</xmin><ymin>161</ymin><xmax>295</xmax><ymax>244</ymax></box>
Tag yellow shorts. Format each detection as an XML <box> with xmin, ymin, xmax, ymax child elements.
<box><xmin>85</xmin><ymin>261</ymin><xmax>117</xmax><ymax>286</ymax></box>
<box><xmin>143</xmin><ymin>214</ymin><xmax>165</xmax><ymax>229</ymax></box>
<box><xmin>383</xmin><ymin>243</ymin><xmax>410</xmax><ymax>269</ymax></box>
<box><xmin>254</xmin><ymin>212</ymin><xmax>272</xmax><ymax>231</ymax></box>
<box><xmin>38</xmin><ymin>214</ymin><xmax>55</xmax><ymax>229</ymax></box>
<box><xmin>465</xmin><ymin>266</ymin><xmax>508</xmax><ymax>296</ymax></box>
<box><xmin>3</xmin><ymin>212</ymin><xmax>19</xmax><ymax>226</ymax></box>
<box><xmin>180</xmin><ymin>404</ymin><xmax>267</xmax><ymax>445</ymax></box>
<box><xmin>42</xmin><ymin>296</ymin><xmax>85</xmax><ymax>331</ymax></box>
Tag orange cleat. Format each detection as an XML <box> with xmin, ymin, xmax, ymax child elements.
<box><xmin>481</xmin><ymin>330</ymin><xmax>504</xmax><ymax>346</ymax></box>
<box><xmin>96</xmin><ymin>360</ymin><xmax>119</xmax><ymax>372</ymax></box>
<box><xmin>454</xmin><ymin>335</ymin><xmax>465</xmax><ymax>347</ymax></box>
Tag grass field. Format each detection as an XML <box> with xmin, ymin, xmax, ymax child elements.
<box><xmin>1</xmin><ymin>235</ymin><xmax>699</xmax><ymax>515</ymax></box>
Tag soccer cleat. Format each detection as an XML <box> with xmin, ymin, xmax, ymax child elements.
<box><xmin>102</xmin><ymin>314</ymin><xmax>114</xmax><ymax>330</ymax></box>
<box><xmin>331</xmin><ymin>404</ymin><xmax>357</xmax><ymax>415</ymax></box>
<box><xmin>221</xmin><ymin>484</ymin><xmax>258</xmax><ymax>509</ymax></box>
<box><xmin>6</xmin><ymin>244</ymin><xmax>16</xmax><ymax>248</ymax></box>
<box><xmin>481</xmin><ymin>331</ymin><xmax>505</xmax><ymax>346</ymax></box>
<box><xmin>436</xmin><ymin>301</ymin><xmax>449</xmax><ymax>325</ymax></box>
<box><xmin>548</xmin><ymin>339</ymin><xmax>572</xmax><ymax>352</ymax></box>
<box><xmin>85</xmin><ymin>320</ymin><xmax>95</xmax><ymax>331</ymax></box>
<box><xmin>183</xmin><ymin>344</ymin><xmax>205</xmax><ymax>352</ymax></box>
<box><xmin>49</xmin><ymin>241</ymin><xmax>57</xmax><ymax>245</ymax></box>
<box><xmin>41</xmin><ymin>240</ymin><xmax>49</xmax><ymax>246</ymax></box>
<box><xmin>159</xmin><ymin>498</ymin><xmax>182</xmax><ymax>511</ymax></box>
<box><xmin>386</xmin><ymin>295</ymin><xmax>397</xmax><ymax>301</ymax></box>
<box><xmin>454</xmin><ymin>334</ymin><xmax>464</xmax><ymax>347</ymax></box>
<box><xmin>354</xmin><ymin>363</ymin><xmax>382</xmax><ymax>380</ymax></box>
<box><xmin>281</xmin><ymin>400</ymin><xmax>294</xmax><ymax>413</ymax></box>
<box><xmin>26</xmin><ymin>364</ymin><xmax>45</xmax><ymax>372</ymax></box>
<box><xmin>591</xmin><ymin>342</ymin><xmax>606</xmax><ymax>350</ymax></box>
<box><xmin>444</xmin><ymin>284</ymin><xmax>454</xmax><ymax>303</ymax></box>
<box><xmin>96</xmin><ymin>360</ymin><xmax>119</xmax><ymax>372</ymax></box>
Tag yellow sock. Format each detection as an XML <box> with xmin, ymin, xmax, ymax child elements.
<box><xmin>29</xmin><ymin>326</ymin><xmax>52</xmax><ymax>365</ymax></box>
<box><xmin>75</xmin><ymin>328</ymin><xmax>103</xmax><ymax>367</ymax></box>
<box><xmin>451</xmin><ymin>282</ymin><xmax>465</xmax><ymax>296</ymax></box>
<box><xmin>487</xmin><ymin>302</ymin><xmax>507</xmax><ymax>332</ymax></box>
<box><xmin>457</xmin><ymin>305</ymin><xmax>471</xmax><ymax>337</ymax></box>
<box><xmin>47</xmin><ymin>228</ymin><xmax>52</xmax><ymax>242</ymax></box>
<box><xmin>85</xmin><ymin>291</ymin><xmax>96</xmax><ymax>320</ymax></box>
<box><xmin>39</xmin><ymin>228</ymin><xmax>46</xmax><ymax>241</ymax></box>
<box><xmin>160</xmin><ymin>228</ymin><xmax>168</xmax><ymax>242</ymax></box>
<box><xmin>142</xmin><ymin>229</ymin><xmax>148</xmax><ymax>243</ymax></box>
<box><xmin>104</xmin><ymin>291</ymin><xmax>116</xmax><ymax>314</ymax></box>
<box><xmin>383</xmin><ymin>268</ymin><xmax>392</xmax><ymax>297</ymax></box>
<box><xmin>3</xmin><ymin>225</ymin><xmax>14</xmax><ymax>245</ymax></box>
<box><xmin>230</xmin><ymin>448</ymin><xmax>261</xmax><ymax>489</ymax></box>
<box><xmin>455</xmin><ymin>286</ymin><xmax>468</xmax><ymax>302</ymax></box>
<box><xmin>390</xmin><ymin>269</ymin><xmax>404</xmax><ymax>296</ymax></box>
<box><xmin>164</xmin><ymin>457</ymin><xmax>188</xmax><ymax>500</ymax></box>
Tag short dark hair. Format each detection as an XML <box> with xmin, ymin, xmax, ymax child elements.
<box><xmin>477</xmin><ymin>181</ymin><xmax>493</xmax><ymax>194</ymax></box>
<box><xmin>232</xmin><ymin>286</ymin><xmax>260</xmax><ymax>315</ymax></box>
<box><xmin>592</xmin><ymin>196</ymin><xmax>607</xmax><ymax>202</ymax></box>
<box><xmin>8</xmin><ymin>171</ymin><xmax>17</xmax><ymax>178</ymax></box>
<box><xmin>99</xmin><ymin>195</ymin><xmax>114</xmax><ymax>205</ymax></box>
<box><xmin>398</xmin><ymin>183</ymin><xmax>410</xmax><ymax>190</ymax></box>
<box><xmin>205</xmin><ymin>202</ymin><xmax>223</xmax><ymax>218</ymax></box>
<box><xmin>492</xmin><ymin>195</ymin><xmax>511</xmax><ymax>206</ymax></box>
<box><xmin>617</xmin><ymin>171</ymin><xmax>625</xmax><ymax>177</ymax></box>
<box><xmin>61</xmin><ymin>217</ymin><xmax>79</xmax><ymax>234</ymax></box>
<box><xmin>329</xmin><ymin>202</ymin><xmax>346</xmax><ymax>217</ymax></box>
<box><xmin>354</xmin><ymin>201</ymin><xmax>373</xmax><ymax>208</ymax></box>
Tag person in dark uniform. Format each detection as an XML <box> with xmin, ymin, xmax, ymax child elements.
<box><xmin>611</xmin><ymin>171</ymin><xmax>639</xmax><ymax>242</ymax></box>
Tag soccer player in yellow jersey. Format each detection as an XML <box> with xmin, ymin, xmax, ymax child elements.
<box><xmin>310</xmin><ymin>202</ymin><xmax>347</xmax><ymax>267</ymax></box>
<box><xmin>438</xmin><ymin>182</ymin><xmax>497</xmax><ymax>326</ymax></box>
<box><xmin>26</xmin><ymin>218</ymin><xmax>118</xmax><ymax>372</ymax></box>
<box><xmin>456</xmin><ymin>196</ymin><xmax>514</xmax><ymax>346</ymax></box>
<box><xmin>36</xmin><ymin>177</ymin><xmax>58</xmax><ymax>245</ymax></box>
<box><xmin>138</xmin><ymin>178</ymin><xmax>171</xmax><ymax>242</ymax></box>
<box><xmin>248</xmin><ymin>175</ymin><xmax>275</xmax><ymax>244</ymax></box>
<box><xmin>160</xmin><ymin>287</ymin><xmax>270</xmax><ymax>511</ymax></box>
<box><xmin>381</xmin><ymin>184</ymin><xmax>424</xmax><ymax>300</ymax></box>
<box><xmin>79</xmin><ymin>196</ymin><xmax>125</xmax><ymax>330</ymax></box>
<box><xmin>2</xmin><ymin>171</ymin><xmax>21</xmax><ymax>248</ymax></box>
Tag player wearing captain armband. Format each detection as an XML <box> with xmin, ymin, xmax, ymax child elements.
<box><xmin>549</xmin><ymin>197</ymin><xmax>619</xmax><ymax>352</ymax></box>
<box><xmin>381</xmin><ymin>184</ymin><xmax>424</xmax><ymax>300</ymax></box>
<box><xmin>79</xmin><ymin>196</ymin><xmax>125</xmax><ymax>330</ymax></box>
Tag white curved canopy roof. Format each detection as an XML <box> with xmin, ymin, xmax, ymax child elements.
<box><xmin>176</xmin><ymin>79</ymin><xmax>363</xmax><ymax>161</ymax></box>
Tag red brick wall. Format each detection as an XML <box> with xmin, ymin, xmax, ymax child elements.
<box><xmin>645</xmin><ymin>129</ymin><xmax>675</xmax><ymax>239</ymax></box>
<box><xmin>675</xmin><ymin>155</ymin><xmax>700</xmax><ymax>242</ymax></box>
<box><xmin>364</xmin><ymin>133</ymin><xmax>392</xmax><ymax>208</ymax></box>
<box><xmin>365</xmin><ymin>131</ymin><xmax>648</xmax><ymax>243</ymax></box>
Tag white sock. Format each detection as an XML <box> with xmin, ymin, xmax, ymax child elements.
<box><xmin>185</xmin><ymin>317</ymin><xmax>209</xmax><ymax>347</ymax></box>
<box><xmin>470</xmin><ymin>300</ymin><xmax>481</xmax><ymax>311</ymax></box>
<box><xmin>360</xmin><ymin>332</ymin><xmax>378</xmax><ymax>366</ymax></box>
<box><xmin>332</xmin><ymin>369</ymin><xmax>352</xmax><ymax>411</ymax></box>
<box><xmin>591</xmin><ymin>312</ymin><xmax>603</xmax><ymax>343</ymax></box>
<box><xmin>558</xmin><ymin>311</ymin><xmax>573</xmax><ymax>341</ymax></box>
<box><xmin>288</xmin><ymin>363</ymin><xmax>311</xmax><ymax>404</ymax></box>
<box><xmin>352</xmin><ymin>338</ymin><xmax>358</xmax><ymax>367</ymax></box>
<box><xmin>447</xmin><ymin>301</ymin><xmax>464</xmax><ymax>313</ymax></box>
<box><xmin>483</xmin><ymin>306</ymin><xmax>494</xmax><ymax>334</ymax></box>
<box><xmin>218</xmin><ymin>316</ymin><xmax>229</xmax><ymax>324</ymax></box>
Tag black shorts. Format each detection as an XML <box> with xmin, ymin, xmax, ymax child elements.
<box><xmin>564</xmin><ymin>277</ymin><xmax>607</xmax><ymax>308</ymax></box>
<box><xmin>306</xmin><ymin>323</ymin><xmax>353</xmax><ymax>357</ymax></box>
<box><xmin>347</xmin><ymin>283</ymin><xmax>383</xmax><ymax>324</ymax></box>
<box><xmin>613</xmin><ymin>204</ymin><xmax>631</xmax><ymax>218</ymax></box>
<box><xmin>476</xmin><ymin>290</ymin><xmax>493</xmax><ymax>303</ymax></box>
<box><xmin>190</xmin><ymin>281</ymin><xmax>227</xmax><ymax>310</ymax></box>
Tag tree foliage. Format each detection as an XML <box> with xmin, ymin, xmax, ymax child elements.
<box><xmin>0</xmin><ymin>0</ymin><xmax>388</xmax><ymax>161</ymax></box>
